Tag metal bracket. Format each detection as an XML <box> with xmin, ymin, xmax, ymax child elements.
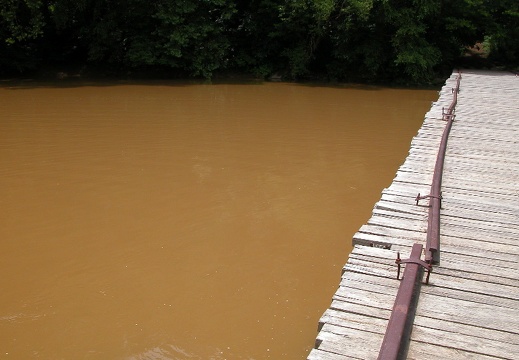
<box><xmin>442</xmin><ymin>107</ymin><xmax>456</xmax><ymax>121</ymax></box>
<box><xmin>415</xmin><ymin>192</ymin><xmax>442</xmax><ymax>207</ymax></box>
<box><xmin>396</xmin><ymin>251</ymin><xmax>432</xmax><ymax>285</ymax></box>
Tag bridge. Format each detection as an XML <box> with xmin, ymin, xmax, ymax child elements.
<box><xmin>308</xmin><ymin>70</ymin><xmax>519</xmax><ymax>359</ymax></box>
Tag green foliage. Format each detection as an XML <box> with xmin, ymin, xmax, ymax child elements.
<box><xmin>0</xmin><ymin>0</ymin><xmax>47</xmax><ymax>73</ymax></box>
<box><xmin>486</xmin><ymin>0</ymin><xmax>519</xmax><ymax>66</ymax></box>
<box><xmin>0</xmin><ymin>0</ymin><xmax>45</xmax><ymax>44</ymax></box>
<box><xmin>144</xmin><ymin>0</ymin><xmax>236</xmax><ymax>78</ymax></box>
<box><xmin>0</xmin><ymin>0</ymin><xmax>517</xmax><ymax>81</ymax></box>
<box><xmin>384</xmin><ymin>2</ymin><xmax>442</xmax><ymax>82</ymax></box>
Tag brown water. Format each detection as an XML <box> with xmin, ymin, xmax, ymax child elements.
<box><xmin>0</xmin><ymin>80</ymin><xmax>437</xmax><ymax>359</ymax></box>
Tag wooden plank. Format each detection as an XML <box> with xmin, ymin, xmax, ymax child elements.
<box><xmin>377</xmin><ymin>193</ymin><xmax>519</xmax><ymax>221</ymax></box>
<box><xmin>442</xmin><ymin>172</ymin><xmax>519</xmax><ymax>192</ymax></box>
<box><xmin>391</xmin><ymin>241</ymin><xmax>519</xmax><ymax>265</ymax></box>
<box><xmin>315</xmin><ymin>324</ymin><xmax>383</xmax><ymax>359</ymax></box>
<box><xmin>409</xmin><ymin>322</ymin><xmax>519</xmax><ymax>359</ymax></box>
<box><xmin>329</xmin><ymin>275</ymin><xmax>519</xmax><ymax>347</ymax></box>
<box><xmin>385</xmin><ymin>182</ymin><xmax>519</xmax><ymax>203</ymax></box>
<box><xmin>367</xmin><ymin>209</ymin><xmax>519</xmax><ymax>242</ymax></box>
<box><xmin>308</xmin><ymin>348</ymin><xmax>354</xmax><ymax>360</ymax></box>
<box><xmin>367</xmin><ymin>214</ymin><xmax>427</xmax><ymax>233</ymax></box>
<box><xmin>406</xmin><ymin>340</ymin><xmax>505</xmax><ymax>360</ymax></box>
<box><xmin>344</xmin><ymin>258</ymin><xmax>519</xmax><ymax>306</ymax></box>
<box><xmin>355</xmin><ymin>224</ymin><xmax>519</xmax><ymax>257</ymax></box>
<box><xmin>333</xmin><ymin>283</ymin><xmax>519</xmax><ymax>334</ymax></box>
<box><xmin>316</xmin><ymin>323</ymin><xmax>504</xmax><ymax>360</ymax></box>
<box><xmin>329</xmin><ymin>298</ymin><xmax>392</xmax><ymax>320</ymax></box>
<box><xmin>347</xmin><ymin>250</ymin><xmax>519</xmax><ymax>284</ymax></box>
<box><xmin>318</xmin><ymin>309</ymin><xmax>388</xmax><ymax>335</ymax></box>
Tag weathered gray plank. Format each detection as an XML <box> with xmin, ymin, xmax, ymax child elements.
<box><xmin>308</xmin><ymin>348</ymin><xmax>353</xmax><ymax>360</ymax></box>
<box><xmin>315</xmin><ymin>325</ymin><xmax>383</xmax><ymax>359</ymax></box>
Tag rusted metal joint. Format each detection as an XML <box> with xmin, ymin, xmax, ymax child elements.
<box><xmin>443</xmin><ymin>113</ymin><xmax>456</xmax><ymax>121</ymax></box>
<box><xmin>442</xmin><ymin>107</ymin><xmax>456</xmax><ymax>121</ymax></box>
<box><xmin>396</xmin><ymin>251</ymin><xmax>432</xmax><ymax>285</ymax></box>
<box><xmin>425</xmin><ymin>248</ymin><xmax>437</xmax><ymax>266</ymax></box>
<box><xmin>415</xmin><ymin>192</ymin><xmax>442</xmax><ymax>207</ymax></box>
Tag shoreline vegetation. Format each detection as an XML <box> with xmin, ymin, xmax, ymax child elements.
<box><xmin>1</xmin><ymin>1</ymin><xmax>517</xmax><ymax>86</ymax></box>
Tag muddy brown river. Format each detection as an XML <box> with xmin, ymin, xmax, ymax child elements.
<box><xmin>0</xmin><ymin>80</ymin><xmax>437</xmax><ymax>359</ymax></box>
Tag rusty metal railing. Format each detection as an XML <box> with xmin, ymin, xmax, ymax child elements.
<box><xmin>378</xmin><ymin>243</ymin><xmax>430</xmax><ymax>360</ymax></box>
<box><xmin>377</xmin><ymin>71</ymin><xmax>462</xmax><ymax>360</ymax></box>
<box><xmin>422</xmin><ymin>72</ymin><xmax>461</xmax><ymax>264</ymax></box>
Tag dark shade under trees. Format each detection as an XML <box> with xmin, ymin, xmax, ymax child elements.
<box><xmin>1</xmin><ymin>0</ymin><xmax>517</xmax><ymax>84</ymax></box>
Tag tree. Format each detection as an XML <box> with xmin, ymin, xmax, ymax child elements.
<box><xmin>0</xmin><ymin>0</ymin><xmax>45</xmax><ymax>72</ymax></box>
<box><xmin>138</xmin><ymin>0</ymin><xmax>236</xmax><ymax>78</ymax></box>
<box><xmin>0</xmin><ymin>0</ymin><xmax>516</xmax><ymax>82</ymax></box>
<box><xmin>326</xmin><ymin>0</ymin><xmax>489</xmax><ymax>83</ymax></box>
<box><xmin>79</xmin><ymin>0</ymin><xmax>236</xmax><ymax>77</ymax></box>
<box><xmin>276</xmin><ymin>0</ymin><xmax>336</xmax><ymax>78</ymax></box>
<box><xmin>486</xmin><ymin>0</ymin><xmax>519</xmax><ymax>66</ymax></box>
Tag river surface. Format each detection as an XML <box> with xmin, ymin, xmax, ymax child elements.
<box><xmin>0</xmin><ymin>80</ymin><xmax>437</xmax><ymax>359</ymax></box>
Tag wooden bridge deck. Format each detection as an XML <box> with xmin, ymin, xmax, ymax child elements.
<box><xmin>308</xmin><ymin>70</ymin><xmax>519</xmax><ymax>359</ymax></box>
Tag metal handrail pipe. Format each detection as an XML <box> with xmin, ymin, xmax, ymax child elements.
<box><xmin>425</xmin><ymin>72</ymin><xmax>461</xmax><ymax>263</ymax></box>
<box><xmin>378</xmin><ymin>72</ymin><xmax>462</xmax><ymax>360</ymax></box>
<box><xmin>377</xmin><ymin>243</ymin><xmax>426</xmax><ymax>360</ymax></box>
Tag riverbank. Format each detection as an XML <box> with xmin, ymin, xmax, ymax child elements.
<box><xmin>1</xmin><ymin>66</ymin><xmax>444</xmax><ymax>91</ymax></box>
